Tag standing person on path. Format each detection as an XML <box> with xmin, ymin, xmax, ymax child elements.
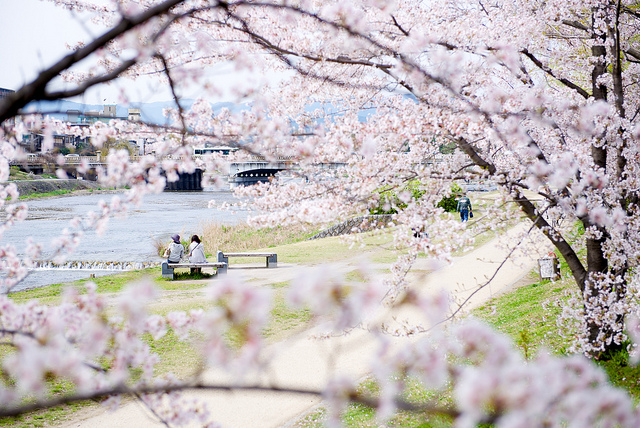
<box><xmin>457</xmin><ymin>193</ymin><xmax>473</xmax><ymax>222</ymax></box>
<box><xmin>188</xmin><ymin>235</ymin><xmax>207</xmax><ymax>263</ymax></box>
<box><xmin>165</xmin><ymin>234</ymin><xmax>185</xmax><ymax>262</ymax></box>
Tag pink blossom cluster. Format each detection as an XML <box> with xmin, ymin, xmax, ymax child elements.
<box><xmin>1</xmin><ymin>0</ymin><xmax>640</xmax><ymax>424</ymax></box>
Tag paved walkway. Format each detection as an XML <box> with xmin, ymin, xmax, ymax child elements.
<box><xmin>63</xmin><ymin>222</ymin><xmax>551</xmax><ymax>428</ymax></box>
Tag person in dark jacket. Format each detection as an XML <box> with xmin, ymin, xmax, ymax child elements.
<box><xmin>456</xmin><ymin>193</ymin><xmax>473</xmax><ymax>222</ymax></box>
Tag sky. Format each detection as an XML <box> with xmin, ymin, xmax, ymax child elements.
<box><xmin>0</xmin><ymin>0</ymin><xmax>123</xmax><ymax>102</ymax></box>
<box><xmin>0</xmin><ymin>0</ymin><xmax>270</xmax><ymax>105</ymax></box>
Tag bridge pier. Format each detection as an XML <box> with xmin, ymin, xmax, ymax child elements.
<box><xmin>164</xmin><ymin>169</ymin><xmax>203</xmax><ymax>191</ymax></box>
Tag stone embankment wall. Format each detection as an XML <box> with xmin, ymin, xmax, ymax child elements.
<box><xmin>309</xmin><ymin>214</ymin><xmax>394</xmax><ymax>240</ymax></box>
<box><xmin>10</xmin><ymin>179</ymin><xmax>103</xmax><ymax>197</ymax></box>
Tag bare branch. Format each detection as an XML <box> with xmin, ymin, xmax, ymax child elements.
<box><xmin>391</xmin><ymin>15</ymin><xmax>410</xmax><ymax>36</ymax></box>
<box><xmin>0</xmin><ymin>0</ymin><xmax>187</xmax><ymax>123</ymax></box>
<box><xmin>562</xmin><ymin>19</ymin><xmax>590</xmax><ymax>31</ymax></box>
<box><xmin>453</xmin><ymin>137</ymin><xmax>497</xmax><ymax>175</ymax></box>
<box><xmin>625</xmin><ymin>47</ymin><xmax>640</xmax><ymax>62</ymax></box>
<box><xmin>43</xmin><ymin>59</ymin><xmax>137</xmax><ymax>101</ymax></box>
<box><xmin>521</xmin><ymin>49</ymin><xmax>590</xmax><ymax>99</ymax></box>
<box><xmin>156</xmin><ymin>54</ymin><xmax>187</xmax><ymax>139</ymax></box>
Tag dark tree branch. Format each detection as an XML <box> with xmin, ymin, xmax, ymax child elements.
<box><xmin>453</xmin><ymin>137</ymin><xmax>497</xmax><ymax>175</ymax></box>
<box><xmin>0</xmin><ymin>380</ymin><xmax>459</xmax><ymax>420</ymax></box>
<box><xmin>511</xmin><ymin>188</ymin><xmax>588</xmax><ymax>291</ymax></box>
<box><xmin>562</xmin><ymin>19</ymin><xmax>590</xmax><ymax>31</ymax></box>
<box><xmin>451</xmin><ymin>136</ymin><xmax>588</xmax><ymax>291</ymax></box>
<box><xmin>391</xmin><ymin>15</ymin><xmax>410</xmax><ymax>36</ymax></box>
<box><xmin>622</xmin><ymin>5</ymin><xmax>640</xmax><ymax>20</ymax></box>
<box><xmin>155</xmin><ymin>54</ymin><xmax>187</xmax><ymax>139</ymax></box>
<box><xmin>225</xmin><ymin>12</ymin><xmax>392</xmax><ymax>71</ymax></box>
<box><xmin>611</xmin><ymin>0</ymin><xmax>625</xmax><ymax>118</ymax></box>
<box><xmin>521</xmin><ymin>49</ymin><xmax>590</xmax><ymax>99</ymax></box>
<box><xmin>0</xmin><ymin>0</ymin><xmax>187</xmax><ymax>123</ymax></box>
<box><xmin>624</xmin><ymin>47</ymin><xmax>640</xmax><ymax>63</ymax></box>
<box><xmin>43</xmin><ymin>59</ymin><xmax>137</xmax><ymax>101</ymax></box>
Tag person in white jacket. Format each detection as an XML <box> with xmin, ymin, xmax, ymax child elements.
<box><xmin>188</xmin><ymin>235</ymin><xmax>207</xmax><ymax>263</ymax></box>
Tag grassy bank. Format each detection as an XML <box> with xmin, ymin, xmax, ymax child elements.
<box><xmin>0</xmin><ymin>215</ymin><xmax>548</xmax><ymax>427</ymax></box>
<box><xmin>1</xmin><ymin>223</ymin><xmax>396</xmax><ymax>427</ymax></box>
<box><xmin>18</xmin><ymin>189</ymin><xmax>73</xmax><ymax>199</ymax></box>
<box><xmin>153</xmin><ymin>221</ymin><xmax>323</xmax><ymax>259</ymax></box>
<box><xmin>10</xmin><ymin>180</ymin><xmax>106</xmax><ymax>200</ymax></box>
<box><xmin>295</xmin><ymin>271</ymin><xmax>640</xmax><ymax>427</ymax></box>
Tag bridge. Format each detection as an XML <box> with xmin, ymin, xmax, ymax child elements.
<box><xmin>11</xmin><ymin>154</ymin><xmax>342</xmax><ymax>189</ymax></box>
<box><xmin>11</xmin><ymin>154</ymin><xmax>107</xmax><ymax>180</ymax></box>
<box><xmin>228</xmin><ymin>160</ymin><xmax>293</xmax><ymax>186</ymax></box>
<box><xmin>227</xmin><ymin>159</ymin><xmax>345</xmax><ymax>186</ymax></box>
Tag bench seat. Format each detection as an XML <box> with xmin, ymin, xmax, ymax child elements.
<box><xmin>217</xmin><ymin>251</ymin><xmax>277</xmax><ymax>268</ymax></box>
<box><xmin>162</xmin><ymin>261</ymin><xmax>227</xmax><ymax>279</ymax></box>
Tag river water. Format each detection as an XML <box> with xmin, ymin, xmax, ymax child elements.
<box><xmin>4</xmin><ymin>190</ymin><xmax>249</xmax><ymax>291</ymax></box>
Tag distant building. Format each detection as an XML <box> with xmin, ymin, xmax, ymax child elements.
<box><xmin>16</xmin><ymin>104</ymin><xmax>145</xmax><ymax>154</ymax></box>
<box><xmin>66</xmin><ymin>106</ymin><xmax>143</xmax><ymax>124</ymax></box>
<box><xmin>104</xmin><ymin>105</ymin><xmax>117</xmax><ymax>117</ymax></box>
<box><xmin>19</xmin><ymin>132</ymin><xmax>90</xmax><ymax>153</ymax></box>
<box><xmin>128</xmin><ymin>108</ymin><xmax>141</xmax><ymax>121</ymax></box>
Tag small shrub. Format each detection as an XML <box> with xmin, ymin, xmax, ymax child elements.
<box><xmin>437</xmin><ymin>183</ymin><xmax>463</xmax><ymax>213</ymax></box>
<box><xmin>369</xmin><ymin>180</ymin><xmax>426</xmax><ymax>215</ymax></box>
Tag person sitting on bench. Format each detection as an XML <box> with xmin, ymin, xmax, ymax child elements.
<box><xmin>164</xmin><ymin>234</ymin><xmax>184</xmax><ymax>263</ymax></box>
<box><xmin>188</xmin><ymin>234</ymin><xmax>207</xmax><ymax>263</ymax></box>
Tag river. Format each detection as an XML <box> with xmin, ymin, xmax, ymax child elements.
<box><xmin>4</xmin><ymin>189</ymin><xmax>249</xmax><ymax>291</ymax></box>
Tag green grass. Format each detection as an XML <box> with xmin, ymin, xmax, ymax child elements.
<box><xmin>146</xmin><ymin>330</ymin><xmax>204</xmax><ymax>378</ymax></box>
<box><xmin>10</xmin><ymin>268</ymin><xmax>164</xmax><ymax>303</ymax></box>
<box><xmin>255</xmin><ymin>231</ymin><xmax>398</xmax><ymax>265</ymax></box>
<box><xmin>294</xmin><ymin>375</ymin><xmax>453</xmax><ymax>428</ymax></box>
<box><xmin>172</xmin><ymin>271</ymin><xmax>213</xmax><ymax>280</ymax></box>
<box><xmin>294</xmin><ymin>260</ymin><xmax>640</xmax><ymax>427</ymax></box>
<box><xmin>473</xmin><ymin>273</ymin><xmax>570</xmax><ymax>357</ymax></box>
<box><xmin>8</xmin><ymin>216</ymin><xmax>619</xmax><ymax>427</ymax></box>
<box><xmin>0</xmin><ymin>402</ymin><xmax>92</xmax><ymax>428</ymax></box>
<box><xmin>9</xmin><ymin>167</ymin><xmax>33</xmax><ymax>181</ymax></box>
<box><xmin>263</xmin><ymin>287</ymin><xmax>312</xmax><ymax>342</ymax></box>
<box><xmin>18</xmin><ymin>189</ymin><xmax>73</xmax><ymax>199</ymax></box>
<box><xmin>2</xmin><ymin>249</ymin><xmax>316</xmax><ymax>427</ymax></box>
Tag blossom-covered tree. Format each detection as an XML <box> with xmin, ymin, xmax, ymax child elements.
<box><xmin>2</xmin><ymin>0</ymin><xmax>640</xmax><ymax>425</ymax></box>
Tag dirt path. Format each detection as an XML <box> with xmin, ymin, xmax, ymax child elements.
<box><xmin>60</xmin><ymin>222</ymin><xmax>551</xmax><ymax>428</ymax></box>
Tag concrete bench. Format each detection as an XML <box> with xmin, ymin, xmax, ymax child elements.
<box><xmin>217</xmin><ymin>251</ymin><xmax>277</xmax><ymax>268</ymax></box>
<box><xmin>162</xmin><ymin>261</ymin><xmax>227</xmax><ymax>279</ymax></box>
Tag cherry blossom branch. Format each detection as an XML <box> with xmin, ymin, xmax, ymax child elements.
<box><xmin>561</xmin><ymin>19</ymin><xmax>590</xmax><ymax>32</ymax></box>
<box><xmin>445</xmin><ymin>222</ymin><xmax>538</xmax><ymax>322</ymax></box>
<box><xmin>450</xmin><ymin>134</ymin><xmax>587</xmax><ymax>291</ymax></box>
<box><xmin>43</xmin><ymin>59</ymin><xmax>137</xmax><ymax>101</ymax></box>
<box><xmin>155</xmin><ymin>54</ymin><xmax>187</xmax><ymax>141</ymax></box>
<box><xmin>133</xmin><ymin>392</ymin><xmax>171</xmax><ymax>427</ymax></box>
<box><xmin>452</xmin><ymin>137</ymin><xmax>497</xmax><ymax>175</ymax></box>
<box><xmin>0</xmin><ymin>382</ymin><xmax>323</xmax><ymax>418</ymax></box>
<box><xmin>0</xmin><ymin>0</ymin><xmax>186</xmax><ymax>123</ymax></box>
<box><xmin>512</xmin><ymin>187</ymin><xmax>587</xmax><ymax>290</ymax></box>
<box><xmin>520</xmin><ymin>49</ymin><xmax>590</xmax><ymax>99</ymax></box>
<box><xmin>390</xmin><ymin>15</ymin><xmax>410</xmax><ymax>37</ymax></box>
